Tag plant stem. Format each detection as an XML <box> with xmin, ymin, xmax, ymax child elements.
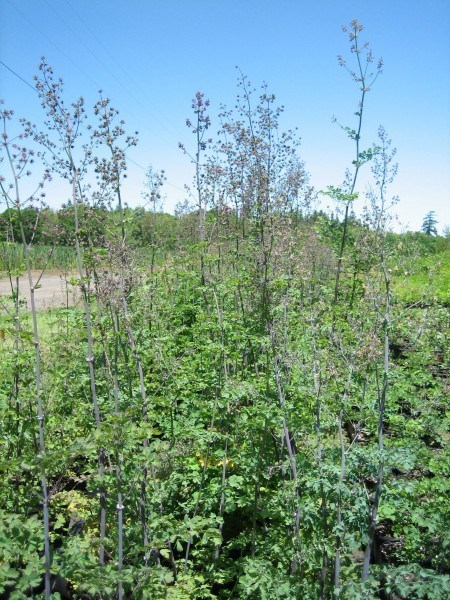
<box><xmin>4</xmin><ymin>141</ymin><xmax>51</xmax><ymax>599</ymax></box>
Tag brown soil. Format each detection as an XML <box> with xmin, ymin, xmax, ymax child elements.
<box><xmin>0</xmin><ymin>271</ymin><xmax>80</xmax><ymax>311</ymax></box>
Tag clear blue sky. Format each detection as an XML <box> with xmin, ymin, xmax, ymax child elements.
<box><xmin>1</xmin><ymin>0</ymin><xmax>449</xmax><ymax>232</ymax></box>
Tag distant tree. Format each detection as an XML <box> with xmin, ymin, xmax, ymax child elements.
<box><xmin>421</xmin><ymin>211</ymin><xmax>438</xmax><ymax>236</ymax></box>
<box><xmin>133</xmin><ymin>210</ymin><xmax>177</xmax><ymax>251</ymax></box>
<box><xmin>0</xmin><ymin>207</ymin><xmax>55</xmax><ymax>244</ymax></box>
<box><xmin>55</xmin><ymin>203</ymin><xmax>108</xmax><ymax>246</ymax></box>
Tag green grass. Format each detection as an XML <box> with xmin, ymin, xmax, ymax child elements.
<box><xmin>394</xmin><ymin>252</ymin><xmax>450</xmax><ymax>304</ymax></box>
<box><xmin>0</xmin><ymin>307</ymin><xmax>76</xmax><ymax>345</ymax></box>
<box><xmin>0</xmin><ymin>243</ymin><xmax>77</xmax><ymax>274</ymax></box>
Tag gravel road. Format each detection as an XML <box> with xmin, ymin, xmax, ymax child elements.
<box><xmin>0</xmin><ymin>271</ymin><xmax>80</xmax><ymax>311</ymax></box>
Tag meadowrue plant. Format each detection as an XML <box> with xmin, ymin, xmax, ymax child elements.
<box><xmin>0</xmin><ymin>20</ymin><xmax>449</xmax><ymax>600</ymax></box>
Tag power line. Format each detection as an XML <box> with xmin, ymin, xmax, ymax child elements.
<box><xmin>6</xmin><ymin>0</ymin><xmax>103</xmax><ymax>91</ymax></box>
<box><xmin>7</xmin><ymin>0</ymin><xmax>187</xmax><ymax>170</ymax></box>
<box><xmin>43</xmin><ymin>0</ymin><xmax>119</xmax><ymax>84</ymax></box>
<box><xmin>64</xmin><ymin>0</ymin><xmax>183</xmax><ymax>141</ymax></box>
<box><xmin>41</xmin><ymin>0</ymin><xmax>159</xmax><ymax>142</ymax></box>
<box><xmin>0</xmin><ymin>60</ymin><xmax>36</xmax><ymax>92</ymax></box>
<box><xmin>126</xmin><ymin>157</ymin><xmax>147</xmax><ymax>171</ymax></box>
<box><xmin>43</xmin><ymin>0</ymin><xmax>163</xmax><ymax>142</ymax></box>
<box><xmin>0</xmin><ymin>59</ymin><xmax>186</xmax><ymax>196</ymax></box>
<box><xmin>126</xmin><ymin>156</ymin><xmax>185</xmax><ymax>193</ymax></box>
<box><xmin>2</xmin><ymin>1</ymin><xmax>189</xmax><ymax>201</ymax></box>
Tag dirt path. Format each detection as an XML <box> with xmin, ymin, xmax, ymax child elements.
<box><xmin>0</xmin><ymin>271</ymin><xmax>80</xmax><ymax>311</ymax></box>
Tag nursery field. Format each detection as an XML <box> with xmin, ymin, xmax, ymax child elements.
<box><xmin>0</xmin><ymin>231</ymin><xmax>448</xmax><ymax>600</ymax></box>
<box><xmin>1</xmin><ymin>20</ymin><xmax>449</xmax><ymax>600</ymax></box>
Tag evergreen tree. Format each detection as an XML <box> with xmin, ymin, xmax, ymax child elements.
<box><xmin>421</xmin><ymin>210</ymin><xmax>438</xmax><ymax>235</ymax></box>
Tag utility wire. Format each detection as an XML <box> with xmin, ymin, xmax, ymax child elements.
<box><xmin>43</xmin><ymin>0</ymin><xmax>161</xmax><ymax>141</ymax></box>
<box><xmin>126</xmin><ymin>156</ymin><xmax>185</xmax><ymax>192</ymax></box>
<box><xmin>66</xmin><ymin>0</ymin><xmax>178</xmax><ymax>135</ymax></box>
<box><xmin>6</xmin><ymin>0</ymin><xmax>102</xmax><ymax>91</ymax></box>
<box><xmin>43</xmin><ymin>0</ymin><xmax>120</xmax><ymax>84</ymax></box>
<box><xmin>0</xmin><ymin>60</ymin><xmax>36</xmax><ymax>92</ymax></box>
<box><xmin>0</xmin><ymin>60</ymin><xmax>186</xmax><ymax>196</ymax></box>
<box><xmin>5</xmin><ymin>0</ymin><xmax>189</xmax><ymax>198</ymax></box>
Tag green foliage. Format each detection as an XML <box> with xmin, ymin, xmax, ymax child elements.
<box><xmin>0</xmin><ymin>242</ymin><xmax>77</xmax><ymax>272</ymax></box>
<box><xmin>0</xmin><ymin>512</ymin><xmax>45</xmax><ymax>594</ymax></box>
<box><xmin>1</xmin><ymin>222</ymin><xmax>447</xmax><ymax>596</ymax></box>
<box><xmin>0</xmin><ymin>207</ymin><xmax>53</xmax><ymax>245</ymax></box>
<box><xmin>1</xmin><ymin>21</ymin><xmax>448</xmax><ymax>599</ymax></box>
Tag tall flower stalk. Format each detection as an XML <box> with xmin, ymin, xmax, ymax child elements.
<box><xmin>331</xmin><ymin>19</ymin><xmax>383</xmax><ymax>305</ymax></box>
<box><xmin>361</xmin><ymin>127</ymin><xmax>397</xmax><ymax>580</ymax></box>
<box><xmin>0</xmin><ymin>107</ymin><xmax>52</xmax><ymax>598</ymax></box>
<box><xmin>32</xmin><ymin>60</ymin><xmax>107</xmax><ymax>563</ymax></box>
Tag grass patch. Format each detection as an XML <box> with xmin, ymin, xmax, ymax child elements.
<box><xmin>394</xmin><ymin>252</ymin><xmax>450</xmax><ymax>304</ymax></box>
<box><xmin>0</xmin><ymin>243</ymin><xmax>78</xmax><ymax>273</ymax></box>
<box><xmin>0</xmin><ymin>307</ymin><xmax>80</xmax><ymax>345</ymax></box>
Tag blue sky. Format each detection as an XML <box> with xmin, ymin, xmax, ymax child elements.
<box><xmin>1</xmin><ymin>0</ymin><xmax>449</xmax><ymax>232</ymax></box>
